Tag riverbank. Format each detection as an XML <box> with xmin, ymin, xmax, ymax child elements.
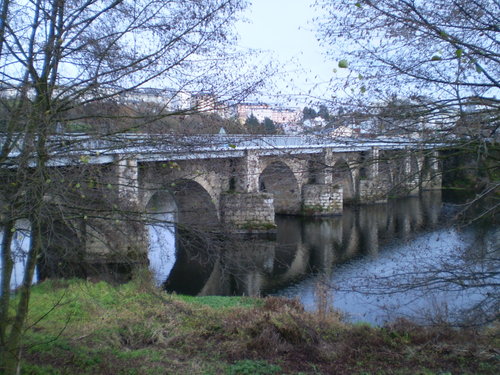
<box><xmin>13</xmin><ymin>277</ymin><xmax>499</xmax><ymax>375</ymax></box>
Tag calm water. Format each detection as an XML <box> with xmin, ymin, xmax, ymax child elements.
<box><xmin>158</xmin><ymin>190</ymin><xmax>499</xmax><ymax>325</ymax></box>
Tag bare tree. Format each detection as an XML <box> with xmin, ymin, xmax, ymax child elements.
<box><xmin>0</xmin><ymin>1</ymin><xmax>270</xmax><ymax>373</ymax></box>
<box><xmin>315</xmin><ymin>0</ymin><xmax>498</xmax><ymax>211</ymax></box>
<box><xmin>313</xmin><ymin>0</ymin><xmax>499</xmax><ymax>324</ymax></box>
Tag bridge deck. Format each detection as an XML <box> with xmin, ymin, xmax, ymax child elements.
<box><xmin>2</xmin><ymin>134</ymin><xmax>428</xmax><ymax>166</ymax></box>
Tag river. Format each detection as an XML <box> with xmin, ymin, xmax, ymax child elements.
<box><xmin>159</xmin><ymin>190</ymin><xmax>499</xmax><ymax>326</ymax></box>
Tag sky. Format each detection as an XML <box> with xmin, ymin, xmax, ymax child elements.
<box><xmin>235</xmin><ymin>0</ymin><xmax>336</xmax><ymax>108</ymax></box>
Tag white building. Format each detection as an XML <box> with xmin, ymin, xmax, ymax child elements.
<box><xmin>235</xmin><ymin>103</ymin><xmax>301</xmax><ymax>125</ymax></box>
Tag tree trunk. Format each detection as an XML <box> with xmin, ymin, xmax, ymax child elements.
<box><xmin>0</xmin><ymin>220</ymin><xmax>15</xmax><ymax>373</ymax></box>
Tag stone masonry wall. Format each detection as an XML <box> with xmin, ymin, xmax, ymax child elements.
<box><xmin>220</xmin><ymin>192</ymin><xmax>275</xmax><ymax>230</ymax></box>
<box><xmin>359</xmin><ymin>178</ymin><xmax>390</xmax><ymax>204</ymax></box>
<box><xmin>302</xmin><ymin>184</ymin><xmax>343</xmax><ymax>215</ymax></box>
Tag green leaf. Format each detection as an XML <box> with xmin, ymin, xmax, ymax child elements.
<box><xmin>355</xmin><ymin>2</ymin><xmax>362</xmax><ymax>8</ymax></box>
<box><xmin>455</xmin><ymin>49</ymin><xmax>463</xmax><ymax>58</ymax></box>
<box><xmin>228</xmin><ymin>144</ymin><xmax>236</xmax><ymax>149</ymax></box>
<box><xmin>476</xmin><ymin>65</ymin><xmax>482</xmax><ymax>73</ymax></box>
<box><xmin>431</xmin><ymin>55</ymin><xmax>442</xmax><ymax>61</ymax></box>
<box><xmin>360</xmin><ymin>86</ymin><xmax>367</xmax><ymax>93</ymax></box>
<box><xmin>439</xmin><ymin>30</ymin><xmax>448</xmax><ymax>39</ymax></box>
<box><xmin>338</xmin><ymin>59</ymin><xmax>349</xmax><ymax>68</ymax></box>
<box><xmin>358</xmin><ymin>73</ymin><xmax>364</xmax><ymax>80</ymax></box>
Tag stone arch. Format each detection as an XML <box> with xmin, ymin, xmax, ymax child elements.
<box><xmin>259</xmin><ymin>160</ymin><xmax>301</xmax><ymax>214</ymax></box>
<box><xmin>168</xmin><ymin>179</ymin><xmax>219</xmax><ymax>229</ymax></box>
<box><xmin>141</xmin><ymin>174</ymin><xmax>220</xmax><ymax>220</ymax></box>
<box><xmin>258</xmin><ymin>157</ymin><xmax>307</xmax><ymax>186</ymax></box>
<box><xmin>332</xmin><ymin>158</ymin><xmax>355</xmax><ymax>203</ymax></box>
<box><xmin>190</xmin><ymin>175</ymin><xmax>220</xmax><ymax>214</ymax></box>
<box><xmin>144</xmin><ymin>179</ymin><xmax>221</xmax><ymax>289</ymax></box>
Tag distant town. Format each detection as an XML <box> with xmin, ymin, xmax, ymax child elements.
<box><xmin>112</xmin><ymin>87</ymin><xmax>364</xmax><ymax>137</ymax></box>
<box><xmin>2</xmin><ymin>85</ymin><xmax>486</xmax><ymax>139</ymax></box>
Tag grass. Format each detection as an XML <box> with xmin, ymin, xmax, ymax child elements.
<box><xmin>8</xmin><ymin>278</ymin><xmax>500</xmax><ymax>375</ymax></box>
<box><xmin>174</xmin><ymin>295</ymin><xmax>262</xmax><ymax>309</ymax></box>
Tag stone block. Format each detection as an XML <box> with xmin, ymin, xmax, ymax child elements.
<box><xmin>220</xmin><ymin>192</ymin><xmax>276</xmax><ymax>231</ymax></box>
<box><xmin>301</xmin><ymin>184</ymin><xmax>343</xmax><ymax>216</ymax></box>
<box><xmin>359</xmin><ymin>179</ymin><xmax>388</xmax><ymax>204</ymax></box>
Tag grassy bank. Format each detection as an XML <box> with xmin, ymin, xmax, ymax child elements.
<box><xmin>9</xmin><ymin>278</ymin><xmax>499</xmax><ymax>375</ymax></box>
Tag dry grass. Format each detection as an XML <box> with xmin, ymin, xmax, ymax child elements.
<box><xmin>17</xmin><ymin>279</ymin><xmax>500</xmax><ymax>375</ymax></box>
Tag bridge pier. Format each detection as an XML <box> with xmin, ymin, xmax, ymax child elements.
<box><xmin>220</xmin><ymin>192</ymin><xmax>275</xmax><ymax>231</ymax></box>
<box><xmin>301</xmin><ymin>184</ymin><xmax>343</xmax><ymax>215</ymax></box>
<box><xmin>420</xmin><ymin>151</ymin><xmax>442</xmax><ymax>190</ymax></box>
<box><xmin>81</xmin><ymin>155</ymin><xmax>147</xmax><ymax>269</ymax></box>
<box><xmin>358</xmin><ymin>179</ymin><xmax>389</xmax><ymax>204</ymax></box>
<box><xmin>220</xmin><ymin>151</ymin><xmax>276</xmax><ymax>231</ymax></box>
<box><xmin>115</xmin><ymin>156</ymin><xmax>140</xmax><ymax>204</ymax></box>
<box><xmin>403</xmin><ymin>153</ymin><xmax>420</xmax><ymax>196</ymax></box>
<box><xmin>358</xmin><ymin>147</ymin><xmax>389</xmax><ymax>204</ymax></box>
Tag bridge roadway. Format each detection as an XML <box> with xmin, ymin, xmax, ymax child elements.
<box><xmin>3</xmin><ymin>133</ymin><xmax>425</xmax><ymax>166</ymax></box>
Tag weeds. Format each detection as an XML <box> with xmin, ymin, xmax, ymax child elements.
<box><xmin>14</xmin><ymin>280</ymin><xmax>500</xmax><ymax>375</ymax></box>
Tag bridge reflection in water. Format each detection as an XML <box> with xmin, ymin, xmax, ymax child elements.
<box><xmin>158</xmin><ymin>191</ymin><xmax>444</xmax><ymax>297</ymax></box>
<box><xmin>158</xmin><ymin>189</ymin><xmax>498</xmax><ymax>325</ymax></box>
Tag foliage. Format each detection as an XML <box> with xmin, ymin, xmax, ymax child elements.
<box><xmin>317</xmin><ymin>105</ymin><xmax>330</xmax><ymax>121</ymax></box>
<box><xmin>174</xmin><ymin>295</ymin><xmax>261</xmax><ymax>309</ymax></box>
<box><xmin>9</xmin><ymin>279</ymin><xmax>499</xmax><ymax>375</ymax></box>
<box><xmin>316</xmin><ymin>0</ymin><xmax>498</xmax><ymax>108</ymax></box>
<box><xmin>244</xmin><ymin>114</ymin><xmax>279</xmax><ymax>134</ymax></box>
<box><xmin>302</xmin><ymin>107</ymin><xmax>317</xmax><ymax>121</ymax></box>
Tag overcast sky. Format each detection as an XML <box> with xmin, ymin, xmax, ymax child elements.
<box><xmin>236</xmin><ymin>0</ymin><xmax>336</xmax><ymax>107</ymax></box>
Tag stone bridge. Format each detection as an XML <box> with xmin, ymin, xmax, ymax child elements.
<box><xmin>96</xmin><ymin>134</ymin><xmax>440</xmax><ymax>282</ymax></box>
<box><xmin>2</xmin><ymin>134</ymin><xmax>443</xmax><ymax>275</ymax></box>
<box><xmin>106</xmin><ymin>135</ymin><xmax>442</xmax><ymax>233</ymax></box>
